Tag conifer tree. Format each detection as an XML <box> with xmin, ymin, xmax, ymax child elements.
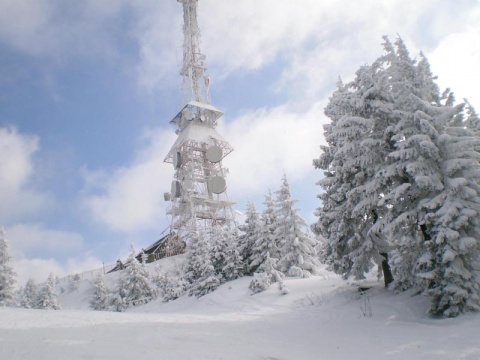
<box><xmin>315</xmin><ymin>36</ymin><xmax>480</xmax><ymax>316</ymax></box>
<box><xmin>20</xmin><ymin>278</ymin><xmax>37</xmax><ymax>309</ymax></box>
<box><xmin>221</xmin><ymin>228</ymin><xmax>244</xmax><ymax>281</ymax></box>
<box><xmin>90</xmin><ymin>272</ymin><xmax>109</xmax><ymax>311</ymax></box>
<box><xmin>249</xmin><ymin>252</ymin><xmax>285</xmax><ymax>294</ymax></box>
<box><xmin>249</xmin><ymin>192</ymin><xmax>281</xmax><ymax>274</ymax></box>
<box><xmin>185</xmin><ymin>230</ymin><xmax>220</xmax><ymax>297</ymax></box>
<box><xmin>70</xmin><ymin>273</ymin><xmax>81</xmax><ymax>291</ymax></box>
<box><xmin>37</xmin><ymin>273</ymin><xmax>60</xmax><ymax>310</ymax></box>
<box><xmin>0</xmin><ymin>228</ymin><xmax>17</xmax><ymax>307</ymax></box>
<box><xmin>238</xmin><ymin>202</ymin><xmax>262</xmax><ymax>274</ymax></box>
<box><xmin>419</xmin><ymin>116</ymin><xmax>480</xmax><ymax>316</ymax></box>
<box><xmin>113</xmin><ymin>245</ymin><xmax>157</xmax><ymax>310</ymax></box>
<box><xmin>210</xmin><ymin>225</ymin><xmax>229</xmax><ymax>281</ymax></box>
<box><xmin>274</xmin><ymin>175</ymin><xmax>319</xmax><ymax>277</ymax></box>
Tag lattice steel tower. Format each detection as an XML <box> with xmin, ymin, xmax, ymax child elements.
<box><xmin>164</xmin><ymin>0</ymin><xmax>235</xmax><ymax>239</ymax></box>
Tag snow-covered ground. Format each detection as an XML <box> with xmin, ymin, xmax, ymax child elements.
<box><xmin>1</xmin><ymin>260</ymin><xmax>480</xmax><ymax>360</ymax></box>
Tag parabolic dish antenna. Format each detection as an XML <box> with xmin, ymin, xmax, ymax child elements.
<box><xmin>171</xmin><ymin>180</ymin><xmax>181</xmax><ymax>198</ymax></box>
<box><xmin>208</xmin><ymin>176</ymin><xmax>226</xmax><ymax>194</ymax></box>
<box><xmin>205</xmin><ymin>145</ymin><xmax>223</xmax><ymax>163</ymax></box>
<box><xmin>183</xmin><ymin>179</ymin><xmax>194</xmax><ymax>191</ymax></box>
<box><xmin>183</xmin><ymin>110</ymin><xmax>194</xmax><ymax>121</ymax></box>
<box><xmin>173</xmin><ymin>151</ymin><xmax>182</xmax><ymax>169</ymax></box>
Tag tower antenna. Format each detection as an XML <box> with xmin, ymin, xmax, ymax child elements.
<box><xmin>164</xmin><ymin>0</ymin><xmax>235</xmax><ymax>240</ymax></box>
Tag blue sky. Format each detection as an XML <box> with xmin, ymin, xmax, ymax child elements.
<box><xmin>1</xmin><ymin>0</ymin><xmax>479</xmax><ymax>285</ymax></box>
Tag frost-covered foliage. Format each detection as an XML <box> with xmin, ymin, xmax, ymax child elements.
<box><xmin>37</xmin><ymin>273</ymin><xmax>60</xmax><ymax>310</ymax></box>
<box><xmin>112</xmin><ymin>246</ymin><xmax>157</xmax><ymax>311</ymax></box>
<box><xmin>185</xmin><ymin>230</ymin><xmax>220</xmax><ymax>297</ymax></box>
<box><xmin>314</xmin><ymin>36</ymin><xmax>480</xmax><ymax>317</ymax></box>
<box><xmin>90</xmin><ymin>273</ymin><xmax>109</xmax><ymax>311</ymax></box>
<box><xmin>154</xmin><ymin>263</ymin><xmax>187</xmax><ymax>302</ymax></box>
<box><xmin>0</xmin><ymin>228</ymin><xmax>17</xmax><ymax>307</ymax></box>
<box><xmin>70</xmin><ymin>273</ymin><xmax>81</xmax><ymax>291</ymax></box>
<box><xmin>221</xmin><ymin>228</ymin><xmax>244</xmax><ymax>281</ymax></box>
<box><xmin>249</xmin><ymin>253</ymin><xmax>285</xmax><ymax>294</ymax></box>
<box><xmin>274</xmin><ymin>175</ymin><xmax>319</xmax><ymax>277</ymax></box>
<box><xmin>238</xmin><ymin>202</ymin><xmax>262</xmax><ymax>274</ymax></box>
<box><xmin>249</xmin><ymin>192</ymin><xmax>281</xmax><ymax>274</ymax></box>
<box><xmin>20</xmin><ymin>279</ymin><xmax>38</xmax><ymax>309</ymax></box>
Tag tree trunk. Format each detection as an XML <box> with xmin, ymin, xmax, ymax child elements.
<box><xmin>380</xmin><ymin>252</ymin><xmax>394</xmax><ymax>287</ymax></box>
<box><xmin>371</xmin><ymin>210</ymin><xmax>394</xmax><ymax>287</ymax></box>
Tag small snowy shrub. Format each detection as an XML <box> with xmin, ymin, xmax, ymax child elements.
<box><xmin>249</xmin><ymin>272</ymin><xmax>271</xmax><ymax>294</ymax></box>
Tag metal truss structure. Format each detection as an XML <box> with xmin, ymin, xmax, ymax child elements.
<box><xmin>164</xmin><ymin>0</ymin><xmax>235</xmax><ymax>239</ymax></box>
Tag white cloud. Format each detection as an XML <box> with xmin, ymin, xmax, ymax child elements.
<box><xmin>3</xmin><ymin>223</ymin><xmax>102</xmax><ymax>286</ymax></box>
<box><xmin>7</xmin><ymin>223</ymin><xmax>83</xmax><ymax>258</ymax></box>
<box><xmin>82</xmin><ymin>128</ymin><xmax>177</xmax><ymax>233</ymax></box>
<box><xmin>0</xmin><ymin>127</ymin><xmax>50</xmax><ymax>222</ymax></box>
<box><xmin>428</xmin><ymin>28</ymin><xmax>480</xmax><ymax>109</ymax></box>
<box><xmin>219</xmin><ymin>101</ymin><xmax>326</xmax><ymax>198</ymax></box>
<box><xmin>14</xmin><ymin>255</ymin><xmax>103</xmax><ymax>287</ymax></box>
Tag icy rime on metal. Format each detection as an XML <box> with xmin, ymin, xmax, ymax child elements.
<box><xmin>164</xmin><ymin>0</ymin><xmax>235</xmax><ymax>240</ymax></box>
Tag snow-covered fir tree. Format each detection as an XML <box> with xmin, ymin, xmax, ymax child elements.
<box><xmin>418</xmin><ymin>113</ymin><xmax>480</xmax><ymax>317</ymax></box>
<box><xmin>185</xmin><ymin>229</ymin><xmax>220</xmax><ymax>297</ymax></box>
<box><xmin>90</xmin><ymin>272</ymin><xmax>109</xmax><ymax>311</ymax></box>
<box><xmin>249</xmin><ymin>252</ymin><xmax>285</xmax><ymax>294</ymax></box>
<box><xmin>20</xmin><ymin>279</ymin><xmax>38</xmax><ymax>309</ymax></box>
<box><xmin>210</xmin><ymin>225</ymin><xmax>229</xmax><ymax>281</ymax></box>
<box><xmin>313</xmin><ymin>74</ymin><xmax>385</xmax><ymax>282</ymax></box>
<box><xmin>238</xmin><ymin>201</ymin><xmax>262</xmax><ymax>274</ymax></box>
<box><xmin>37</xmin><ymin>273</ymin><xmax>60</xmax><ymax>310</ymax></box>
<box><xmin>70</xmin><ymin>273</ymin><xmax>81</xmax><ymax>291</ymax></box>
<box><xmin>112</xmin><ymin>245</ymin><xmax>157</xmax><ymax>311</ymax></box>
<box><xmin>249</xmin><ymin>192</ymin><xmax>281</xmax><ymax>274</ymax></box>
<box><xmin>0</xmin><ymin>227</ymin><xmax>17</xmax><ymax>307</ymax></box>
<box><xmin>315</xmin><ymin>36</ymin><xmax>480</xmax><ymax>316</ymax></box>
<box><xmin>221</xmin><ymin>227</ymin><xmax>244</xmax><ymax>281</ymax></box>
<box><xmin>274</xmin><ymin>175</ymin><xmax>319</xmax><ymax>277</ymax></box>
<box><xmin>154</xmin><ymin>262</ymin><xmax>187</xmax><ymax>303</ymax></box>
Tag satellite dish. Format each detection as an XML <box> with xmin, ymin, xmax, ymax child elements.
<box><xmin>183</xmin><ymin>179</ymin><xmax>194</xmax><ymax>191</ymax></box>
<box><xmin>171</xmin><ymin>180</ymin><xmax>181</xmax><ymax>198</ymax></box>
<box><xmin>173</xmin><ymin>151</ymin><xmax>181</xmax><ymax>169</ymax></box>
<box><xmin>184</xmin><ymin>110</ymin><xmax>194</xmax><ymax>121</ymax></box>
<box><xmin>200</xmin><ymin>115</ymin><xmax>206</xmax><ymax>122</ymax></box>
<box><xmin>205</xmin><ymin>145</ymin><xmax>223</xmax><ymax>163</ymax></box>
<box><xmin>208</xmin><ymin>176</ymin><xmax>226</xmax><ymax>194</ymax></box>
<box><xmin>163</xmin><ymin>192</ymin><xmax>171</xmax><ymax>201</ymax></box>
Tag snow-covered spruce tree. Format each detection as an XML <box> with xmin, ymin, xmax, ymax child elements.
<box><xmin>113</xmin><ymin>245</ymin><xmax>157</xmax><ymax>311</ymax></box>
<box><xmin>249</xmin><ymin>252</ymin><xmax>285</xmax><ymax>294</ymax></box>
<box><xmin>314</xmin><ymin>37</ymin><xmax>446</xmax><ymax>286</ymax></box>
<box><xmin>0</xmin><ymin>228</ymin><xmax>17</xmax><ymax>306</ymax></box>
<box><xmin>90</xmin><ymin>272</ymin><xmax>109</xmax><ymax>311</ymax></box>
<box><xmin>185</xmin><ymin>229</ymin><xmax>220</xmax><ymax>297</ymax></box>
<box><xmin>70</xmin><ymin>273</ymin><xmax>81</xmax><ymax>291</ymax></box>
<box><xmin>238</xmin><ymin>201</ymin><xmax>262</xmax><ymax>274</ymax></box>
<box><xmin>154</xmin><ymin>263</ymin><xmax>187</xmax><ymax>302</ymax></box>
<box><xmin>465</xmin><ymin>100</ymin><xmax>480</xmax><ymax>134</ymax></box>
<box><xmin>221</xmin><ymin>227</ymin><xmax>244</xmax><ymax>281</ymax></box>
<box><xmin>20</xmin><ymin>279</ymin><xmax>38</xmax><ymax>309</ymax></box>
<box><xmin>417</xmin><ymin>109</ymin><xmax>480</xmax><ymax>317</ymax></box>
<box><xmin>37</xmin><ymin>273</ymin><xmax>60</xmax><ymax>310</ymax></box>
<box><xmin>313</xmin><ymin>68</ymin><xmax>395</xmax><ymax>284</ymax></box>
<box><xmin>274</xmin><ymin>175</ymin><xmax>319</xmax><ymax>277</ymax></box>
<box><xmin>210</xmin><ymin>225</ymin><xmax>229</xmax><ymax>282</ymax></box>
<box><xmin>249</xmin><ymin>192</ymin><xmax>281</xmax><ymax>274</ymax></box>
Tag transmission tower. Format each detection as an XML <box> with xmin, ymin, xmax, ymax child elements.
<box><xmin>164</xmin><ymin>0</ymin><xmax>235</xmax><ymax>240</ymax></box>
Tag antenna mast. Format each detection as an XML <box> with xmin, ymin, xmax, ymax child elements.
<box><xmin>164</xmin><ymin>0</ymin><xmax>235</xmax><ymax>240</ymax></box>
<box><xmin>179</xmin><ymin>0</ymin><xmax>211</xmax><ymax>105</ymax></box>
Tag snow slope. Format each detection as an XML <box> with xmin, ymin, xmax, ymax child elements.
<box><xmin>1</xmin><ymin>260</ymin><xmax>480</xmax><ymax>360</ymax></box>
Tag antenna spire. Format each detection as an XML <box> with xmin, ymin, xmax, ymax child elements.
<box><xmin>178</xmin><ymin>0</ymin><xmax>210</xmax><ymax>104</ymax></box>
